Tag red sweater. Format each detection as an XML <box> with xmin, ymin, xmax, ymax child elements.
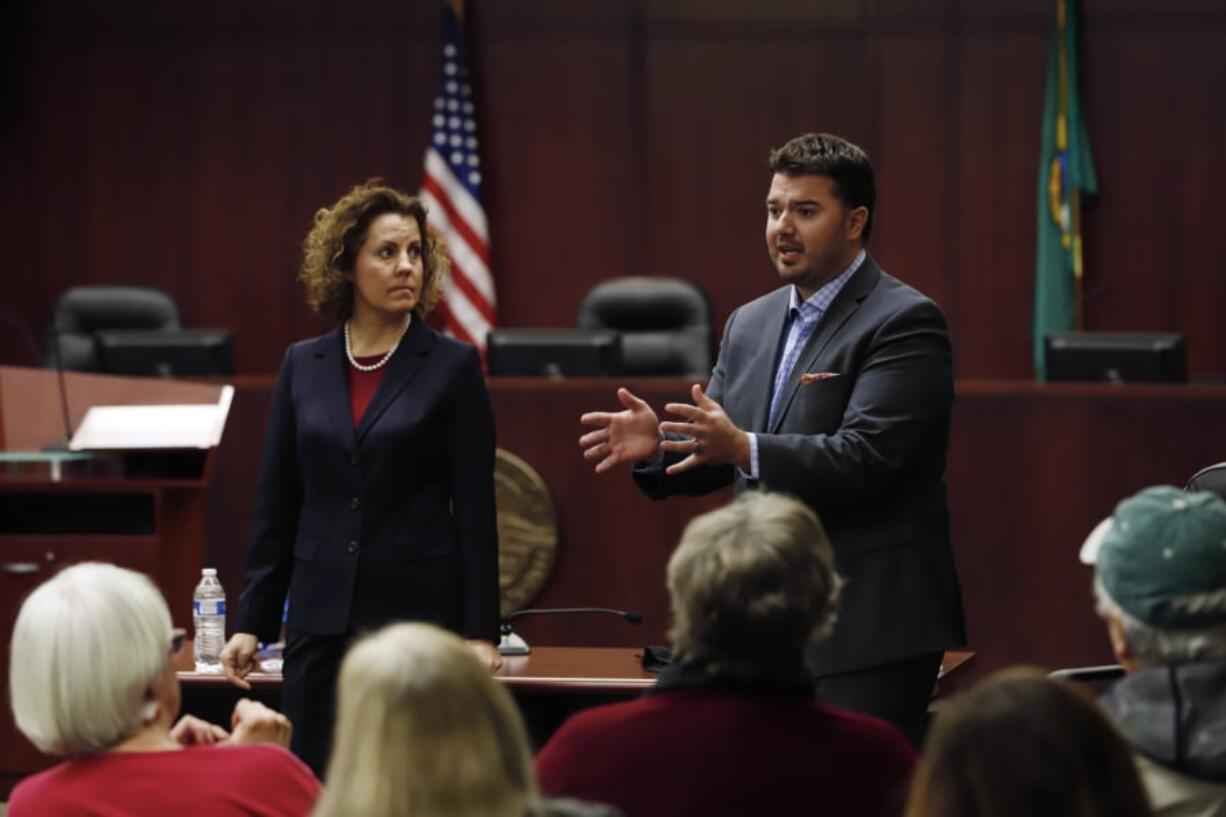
<box><xmin>9</xmin><ymin>744</ymin><xmax>320</xmax><ymax>817</ymax></box>
<box><xmin>536</xmin><ymin>687</ymin><xmax>916</xmax><ymax>817</ymax></box>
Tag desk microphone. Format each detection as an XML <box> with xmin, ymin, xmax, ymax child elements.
<box><xmin>499</xmin><ymin>607</ymin><xmax>643</xmax><ymax>656</ymax></box>
<box><xmin>0</xmin><ymin>309</ymin><xmax>73</xmax><ymax>448</ymax></box>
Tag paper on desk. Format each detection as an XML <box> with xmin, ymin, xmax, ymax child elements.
<box><xmin>69</xmin><ymin>386</ymin><xmax>234</xmax><ymax>450</ymax></box>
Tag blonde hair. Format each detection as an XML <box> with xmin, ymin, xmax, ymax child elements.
<box><xmin>9</xmin><ymin>562</ymin><xmax>173</xmax><ymax>755</ymax></box>
<box><xmin>667</xmin><ymin>491</ymin><xmax>842</xmax><ymax>678</ymax></box>
<box><xmin>314</xmin><ymin>623</ymin><xmax>540</xmax><ymax>817</ymax></box>
<box><xmin>298</xmin><ymin>179</ymin><xmax>450</xmax><ymax>320</ymax></box>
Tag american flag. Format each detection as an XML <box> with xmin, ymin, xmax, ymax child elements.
<box><xmin>421</xmin><ymin>2</ymin><xmax>494</xmax><ymax>358</ymax></box>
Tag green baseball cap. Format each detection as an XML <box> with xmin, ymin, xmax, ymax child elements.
<box><xmin>1080</xmin><ymin>485</ymin><xmax>1226</xmax><ymax>629</ymax></box>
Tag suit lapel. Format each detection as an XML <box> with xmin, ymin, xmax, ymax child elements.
<box><xmin>768</xmin><ymin>256</ymin><xmax>881</xmax><ymax>433</ymax></box>
<box><xmin>356</xmin><ymin>316</ymin><xmax>433</xmax><ymax>444</ymax></box>
<box><xmin>316</xmin><ymin>326</ymin><xmax>358</xmax><ymax>456</ymax></box>
<box><xmin>747</xmin><ymin>288</ymin><xmax>792</xmax><ymax>433</ymax></box>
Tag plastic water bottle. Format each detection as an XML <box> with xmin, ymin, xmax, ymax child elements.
<box><xmin>193</xmin><ymin>568</ymin><xmax>226</xmax><ymax>672</ymax></box>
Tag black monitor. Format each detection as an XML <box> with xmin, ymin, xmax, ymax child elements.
<box><xmin>94</xmin><ymin>329</ymin><xmax>235</xmax><ymax>377</ymax></box>
<box><xmin>487</xmin><ymin>329</ymin><xmax>621</xmax><ymax>377</ymax></box>
<box><xmin>1044</xmin><ymin>331</ymin><xmax>1187</xmax><ymax>383</ymax></box>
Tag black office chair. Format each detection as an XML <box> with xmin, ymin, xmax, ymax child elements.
<box><xmin>576</xmin><ymin>276</ymin><xmax>712</xmax><ymax>377</ymax></box>
<box><xmin>1186</xmin><ymin>462</ymin><xmax>1226</xmax><ymax>498</ymax></box>
<box><xmin>44</xmin><ymin>286</ymin><xmax>181</xmax><ymax>372</ymax></box>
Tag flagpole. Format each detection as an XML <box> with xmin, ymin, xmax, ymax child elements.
<box><xmin>1072</xmin><ymin>188</ymin><xmax>1083</xmax><ymax>330</ymax></box>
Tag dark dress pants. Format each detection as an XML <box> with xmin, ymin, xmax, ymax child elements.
<box><xmin>281</xmin><ymin>629</ymin><xmax>353</xmax><ymax>779</ymax></box>
<box><xmin>813</xmin><ymin>651</ymin><xmax>944</xmax><ymax>748</ymax></box>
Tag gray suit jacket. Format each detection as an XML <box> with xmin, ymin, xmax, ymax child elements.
<box><xmin>635</xmin><ymin>255</ymin><xmax>965</xmax><ymax>675</ymax></box>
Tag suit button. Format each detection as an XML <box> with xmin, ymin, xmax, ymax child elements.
<box><xmin>349</xmin><ymin>497</ymin><xmax>360</xmax><ymax>510</ymax></box>
<box><xmin>350</xmin><ymin>454</ymin><xmax>360</xmax><ymax>467</ymax></box>
<box><xmin>347</xmin><ymin>540</ymin><xmax>358</xmax><ymax>554</ymax></box>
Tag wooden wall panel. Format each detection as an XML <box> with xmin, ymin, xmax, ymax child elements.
<box><xmin>874</xmin><ymin>31</ymin><xmax>950</xmax><ymax>314</ymax></box>
<box><xmin>955</xmin><ymin>29</ymin><xmax>1047</xmax><ymax>376</ymax></box>
<box><xmin>644</xmin><ymin>30</ymin><xmax>876</xmax><ymax>335</ymax></box>
<box><xmin>4</xmin><ymin>1</ymin><xmax>1226</xmax><ymax>378</ymax></box>
<box><xmin>1082</xmin><ymin>24</ymin><xmax>1226</xmax><ymax>375</ymax></box>
<box><xmin>476</xmin><ymin>2</ymin><xmax>639</xmax><ymax>329</ymax></box>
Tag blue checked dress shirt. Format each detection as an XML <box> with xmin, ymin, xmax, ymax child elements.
<box><xmin>746</xmin><ymin>249</ymin><xmax>865</xmax><ymax>479</ymax></box>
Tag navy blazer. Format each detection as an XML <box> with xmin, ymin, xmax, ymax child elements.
<box><xmin>635</xmin><ymin>255</ymin><xmax>965</xmax><ymax>675</ymax></box>
<box><xmin>235</xmin><ymin>318</ymin><xmax>500</xmax><ymax>644</ymax></box>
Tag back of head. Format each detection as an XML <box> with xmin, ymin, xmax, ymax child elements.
<box><xmin>1083</xmin><ymin>485</ymin><xmax>1226</xmax><ymax>665</ymax></box>
<box><xmin>768</xmin><ymin>132</ymin><xmax>876</xmax><ymax>241</ymax></box>
<box><xmin>905</xmin><ymin>669</ymin><xmax>1152</xmax><ymax>817</ymax></box>
<box><xmin>667</xmin><ymin>491</ymin><xmax>841</xmax><ymax>679</ymax></box>
<box><xmin>9</xmin><ymin>562</ymin><xmax>172</xmax><ymax>755</ymax></box>
<box><xmin>315</xmin><ymin>623</ymin><xmax>538</xmax><ymax>817</ymax></box>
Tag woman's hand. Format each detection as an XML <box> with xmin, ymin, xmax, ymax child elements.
<box><xmin>170</xmin><ymin>714</ymin><xmax>229</xmax><ymax>746</ymax></box>
<box><xmin>466</xmin><ymin>638</ymin><xmax>503</xmax><ymax>671</ymax></box>
<box><xmin>228</xmin><ymin>698</ymin><xmax>293</xmax><ymax>748</ymax></box>
<box><xmin>220</xmin><ymin>633</ymin><xmax>260</xmax><ymax>690</ymax></box>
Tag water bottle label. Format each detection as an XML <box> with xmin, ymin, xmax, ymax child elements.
<box><xmin>193</xmin><ymin>599</ymin><xmax>226</xmax><ymax>616</ymax></box>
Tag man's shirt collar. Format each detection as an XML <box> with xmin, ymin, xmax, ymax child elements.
<box><xmin>788</xmin><ymin>248</ymin><xmax>866</xmax><ymax>315</ymax></box>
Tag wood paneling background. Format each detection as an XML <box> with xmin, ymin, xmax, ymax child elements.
<box><xmin>3</xmin><ymin>0</ymin><xmax>1226</xmax><ymax>685</ymax></box>
<box><xmin>3</xmin><ymin>0</ymin><xmax>1224</xmax><ymax>377</ymax></box>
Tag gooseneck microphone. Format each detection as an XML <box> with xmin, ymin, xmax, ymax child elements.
<box><xmin>46</xmin><ymin>314</ymin><xmax>75</xmax><ymax>449</ymax></box>
<box><xmin>0</xmin><ymin>309</ymin><xmax>73</xmax><ymax>448</ymax></box>
<box><xmin>499</xmin><ymin>606</ymin><xmax>643</xmax><ymax>656</ymax></box>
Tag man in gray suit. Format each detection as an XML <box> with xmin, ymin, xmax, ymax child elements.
<box><xmin>579</xmin><ymin>132</ymin><xmax>965</xmax><ymax>745</ymax></box>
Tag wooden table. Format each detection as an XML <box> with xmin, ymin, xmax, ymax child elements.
<box><xmin>177</xmin><ymin>645</ymin><xmax>660</xmax><ymax>747</ymax></box>
<box><xmin>176</xmin><ymin>646</ymin><xmax>658</xmax><ymax>693</ymax></box>
<box><xmin>178</xmin><ymin>646</ymin><xmax>972</xmax><ymax>691</ymax></box>
<box><xmin>178</xmin><ymin>646</ymin><xmax>974</xmax><ymax>733</ymax></box>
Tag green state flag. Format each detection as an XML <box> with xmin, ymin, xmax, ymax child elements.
<box><xmin>1033</xmin><ymin>0</ymin><xmax>1097</xmax><ymax>380</ymax></box>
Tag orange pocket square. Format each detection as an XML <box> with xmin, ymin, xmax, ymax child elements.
<box><xmin>799</xmin><ymin>372</ymin><xmax>840</xmax><ymax>385</ymax></box>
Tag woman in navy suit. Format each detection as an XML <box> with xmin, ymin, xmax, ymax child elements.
<box><xmin>220</xmin><ymin>180</ymin><xmax>501</xmax><ymax>775</ymax></box>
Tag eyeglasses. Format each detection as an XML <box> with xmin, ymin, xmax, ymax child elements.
<box><xmin>170</xmin><ymin>628</ymin><xmax>186</xmax><ymax>654</ymax></box>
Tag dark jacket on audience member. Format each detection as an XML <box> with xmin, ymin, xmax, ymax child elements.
<box><xmin>1101</xmin><ymin>661</ymin><xmax>1226</xmax><ymax>817</ymax></box>
<box><xmin>535</xmin><ymin>663</ymin><xmax>916</xmax><ymax>817</ymax></box>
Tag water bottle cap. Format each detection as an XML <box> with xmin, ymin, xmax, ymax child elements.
<box><xmin>202</xmin><ymin>568</ymin><xmax>217</xmax><ymax>576</ymax></box>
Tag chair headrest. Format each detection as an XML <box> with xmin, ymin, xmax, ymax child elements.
<box><xmin>577</xmin><ymin>277</ymin><xmax>709</xmax><ymax>331</ymax></box>
<box><xmin>52</xmin><ymin>286</ymin><xmax>181</xmax><ymax>334</ymax></box>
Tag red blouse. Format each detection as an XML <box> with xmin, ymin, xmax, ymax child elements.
<box><xmin>346</xmin><ymin>355</ymin><xmax>387</xmax><ymax>426</ymax></box>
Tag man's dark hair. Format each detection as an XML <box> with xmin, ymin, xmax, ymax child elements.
<box><xmin>768</xmin><ymin>133</ymin><xmax>876</xmax><ymax>242</ymax></box>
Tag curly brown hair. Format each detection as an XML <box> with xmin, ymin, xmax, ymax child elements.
<box><xmin>299</xmin><ymin>179</ymin><xmax>450</xmax><ymax>320</ymax></box>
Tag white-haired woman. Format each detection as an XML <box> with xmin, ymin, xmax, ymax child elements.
<box><xmin>313</xmin><ymin>622</ymin><xmax>618</xmax><ymax>817</ymax></box>
<box><xmin>7</xmin><ymin>562</ymin><xmax>319</xmax><ymax>816</ymax></box>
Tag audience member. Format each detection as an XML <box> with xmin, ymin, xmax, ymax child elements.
<box><xmin>7</xmin><ymin>562</ymin><xmax>319</xmax><ymax>817</ymax></box>
<box><xmin>904</xmin><ymin>668</ymin><xmax>1152</xmax><ymax>817</ymax></box>
<box><xmin>535</xmin><ymin>491</ymin><xmax>916</xmax><ymax>817</ymax></box>
<box><xmin>313</xmin><ymin>622</ymin><xmax>618</xmax><ymax>817</ymax></box>
<box><xmin>1081</xmin><ymin>485</ymin><xmax>1226</xmax><ymax>816</ymax></box>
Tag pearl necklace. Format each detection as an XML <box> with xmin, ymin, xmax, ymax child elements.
<box><xmin>344</xmin><ymin>317</ymin><xmax>411</xmax><ymax>372</ymax></box>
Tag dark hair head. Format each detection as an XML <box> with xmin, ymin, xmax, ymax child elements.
<box><xmin>905</xmin><ymin>668</ymin><xmax>1152</xmax><ymax>817</ymax></box>
<box><xmin>299</xmin><ymin>179</ymin><xmax>450</xmax><ymax>320</ymax></box>
<box><xmin>768</xmin><ymin>133</ymin><xmax>876</xmax><ymax>241</ymax></box>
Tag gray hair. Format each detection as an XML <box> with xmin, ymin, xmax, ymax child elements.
<box><xmin>9</xmin><ymin>562</ymin><xmax>173</xmax><ymax>755</ymax></box>
<box><xmin>1093</xmin><ymin>577</ymin><xmax>1226</xmax><ymax>665</ymax></box>
<box><xmin>667</xmin><ymin>491</ymin><xmax>842</xmax><ymax>678</ymax></box>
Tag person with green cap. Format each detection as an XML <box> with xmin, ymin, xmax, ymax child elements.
<box><xmin>1080</xmin><ymin>485</ymin><xmax>1226</xmax><ymax>816</ymax></box>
